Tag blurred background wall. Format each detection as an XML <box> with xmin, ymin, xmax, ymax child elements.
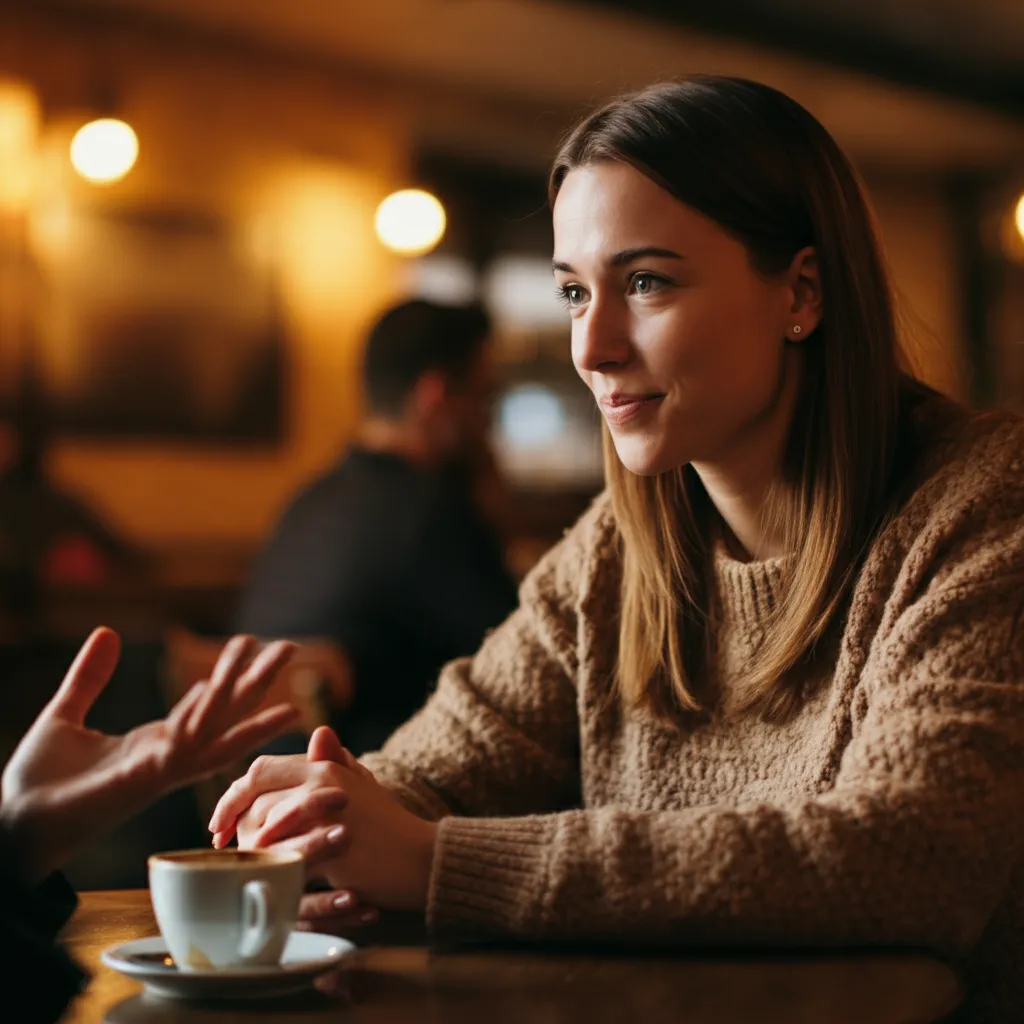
<box><xmin>1</xmin><ymin>0</ymin><xmax>1021</xmax><ymax>562</ymax></box>
<box><xmin>1</xmin><ymin>5</ymin><xmax>407</xmax><ymax>557</ymax></box>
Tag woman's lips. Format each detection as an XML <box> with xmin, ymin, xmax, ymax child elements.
<box><xmin>598</xmin><ymin>393</ymin><xmax>665</xmax><ymax>426</ymax></box>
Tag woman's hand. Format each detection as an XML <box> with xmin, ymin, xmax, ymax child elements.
<box><xmin>255</xmin><ymin>822</ymin><xmax>381</xmax><ymax>934</ymax></box>
<box><xmin>209</xmin><ymin>727</ymin><xmax>438</xmax><ymax>911</ymax></box>
<box><xmin>0</xmin><ymin>629</ymin><xmax>300</xmax><ymax>882</ymax></box>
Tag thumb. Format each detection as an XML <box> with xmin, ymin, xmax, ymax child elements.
<box><xmin>307</xmin><ymin>725</ymin><xmax>347</xmax><ymax>764</ymax></box>
<box><xmin>48</xmin><ymin>627</ymin><xmax>122</xmax><ymax>725</ymax></box>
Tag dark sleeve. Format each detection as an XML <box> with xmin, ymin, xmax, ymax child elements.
<box><xmin>0</xmin><ymin>829</ymin><xmax>88</xmax><ymax>1023</ymax></box>
<box><xmin>407</xmin><ymin>483</ymin><xmax>519</xmax><ymax>658</ymax></box>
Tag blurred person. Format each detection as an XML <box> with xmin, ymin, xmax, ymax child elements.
<box><xmin>211</xmin><ymin>78</ymin><xmax>1023</xmax><ymax>1024</ymax></box>
<box><xmin>236</xmin><ymin>299</ymin><xmax>518</xmax><ymax>756</ymax></box>
<box><xmin>0</xmin><ymin>629</ymin><xmax>366</xmax><ymax>1023</ymax></box>
<box><xmin>0</xmin><ymin>379</ymin><xmax>142</xmax><ymax>638</ymax></box>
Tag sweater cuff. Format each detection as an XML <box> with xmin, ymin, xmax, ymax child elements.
<box><xmin>428</xmin><ymin>816</ymin><xmax>556</xmax><ymax>941</ymax></box>
<box><xmin>359</xmin><ymin>755</ymin><xmax>452</xmax><ymax>822</ymax></box>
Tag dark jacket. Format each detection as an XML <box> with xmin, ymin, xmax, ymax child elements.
<box><xmin>237</xmin><ymin>448</ymin><xmax>518</xmax><ymax>754</ymax></box>
<box><xmin>0</xmin><ymin>827</ymin><xmax>87</xmax><ymax>1023</ymax></box>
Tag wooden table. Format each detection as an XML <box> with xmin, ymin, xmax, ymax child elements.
<box><xmin>62</xmin><ymin>890</ymin><xmax>964</xmax><ymax>1023</ymax></box>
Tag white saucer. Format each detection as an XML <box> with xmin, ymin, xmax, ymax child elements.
<box><xmin>100</xmin><ymin>932</ymin><xmax>355</xmax><ymax>1000</ymax></box>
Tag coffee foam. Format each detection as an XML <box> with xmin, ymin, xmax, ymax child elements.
<box><xmin>149</xmin><ymin>849</ymin><xmax>301</xmax><ymax>868</ymax></box>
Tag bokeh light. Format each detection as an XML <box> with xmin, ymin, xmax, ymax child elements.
<box><xmin>499</xmin><ymin>385</ymin><xmax>567</xmax><ymax>450</ymax></box>
<box><xmin>70</xmin><ymin>118</ymin><xmax>138</xmax><ymax>184</ymax></box>
<box><xmin>374</xmin><ymin>189</ymin><xmax>446</xmax><ymax>256</ymax></box>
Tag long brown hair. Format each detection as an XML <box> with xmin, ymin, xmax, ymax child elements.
<box><xmin>550</xmin><ymin>77</ymin><xmax>906</xmax><ymax>721</ymax></box>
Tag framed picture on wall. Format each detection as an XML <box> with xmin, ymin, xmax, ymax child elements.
<box><xmin>28</xmin><ymin>204</ymin><xmax>286</xmax><ymax>443</ymax></box>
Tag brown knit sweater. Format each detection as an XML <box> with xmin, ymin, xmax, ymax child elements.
<box><xmin>361</xmin><ymin>396</ymin><xmax>1024</xmax><ymax>1023</ymax></box>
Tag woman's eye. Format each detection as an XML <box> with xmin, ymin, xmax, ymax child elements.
<box><xmin>557</xmin><ymin>284</ymin><xmax>587</xmax><ymax>308</ymax></box>
<box><xmin>629</xmin><ymin>272</ymin><xmax>665</xmax><ymax>296</ymax></box>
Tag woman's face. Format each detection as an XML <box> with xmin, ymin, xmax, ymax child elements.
<box><xmin>553</xmin><ymin>161</ymin><xmax>809</xmax><ymax>477</ymax></box>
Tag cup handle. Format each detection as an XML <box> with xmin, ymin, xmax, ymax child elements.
<box><xmin>238</xmin><ymin>880</ymin><xmax>273</xmax><ymax>961</ymax></box>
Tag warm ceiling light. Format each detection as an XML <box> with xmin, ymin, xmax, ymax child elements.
<box><xmin>1015</xmin><ymin>193</ymin><xmax>1024</xmax><ymax>245</ymax></box>
<box><xmin>0</xmin><ymin>78</ymin><xmax>41</xmax><ymax>212</ymax></box>
<box><xmin>0</xmin><ymin>79</ymin><xmax>40</xmax><ymax>156</ymax></box>
<box><xmin>70</xmin><ymin>118</ymin><xmax>138</xmax><ymax>184</ymax></box>
<box><xmin>374</xmin><ymin>189</ymin><xmax>446</xmax><ymax>256</ymax></box>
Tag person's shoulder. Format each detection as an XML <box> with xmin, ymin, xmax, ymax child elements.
<box><xmin>884</xmin><ymin>391</ymin><xmax>1023</xmax><ymax>578</ymax></box>
<box><xmin>905</xmin><ymin>392</ymin><xmax>1023</xmax><ymax>515</ymax></box>
<box><xmin>570</xmin><ymin>489</ymin><xmax>618</xmax><ymax>551</ymax></box>
<box><xmin>249</xmin><ymin>465</ymin><xmax>361</xmax><ymax>569</ymax></box>
<box><xmin>274</xmin><ymin>456</ymin><xmax>366</xmax><ymax>522</ymax></box>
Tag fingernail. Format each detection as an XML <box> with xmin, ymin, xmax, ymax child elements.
<box><xmin>360</xmin><ymin>909</ymin><xmax>377</xmax><ymax>924</ymax></box>
<box><xmin>333</xmin><ymin>893</ymin><xmax>352</xmax><ymax>910</ymax></box>
<box><xmin>327</xmin><ymin>826</ymin><xmax>345</xmax><ymax>844</ymax></box>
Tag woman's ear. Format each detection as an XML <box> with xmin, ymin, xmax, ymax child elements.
<box><xmin>785</xmin><ymin>246</ymin><xmax>823</xmax><ymax>341</ymax></box>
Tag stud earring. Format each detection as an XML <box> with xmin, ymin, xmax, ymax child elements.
<box><xmin>791</xmin><ymin>325</ymin><xmax>802</xmax><ymax>335</ymax></box>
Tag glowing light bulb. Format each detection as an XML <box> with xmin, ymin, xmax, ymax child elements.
<box><xmin>70</xmin><ymin>118</ymin><xmax>138</xmax><ymax>184</ymax></box>
<box><xmin>1015</xmin><ymin>193</ymin><xmax>1024</xmax><ymax>245</ymax></box>
<box><xmin>375</xmin><ymin>189</ymin><xmax>446</xmax><ymax>256</ymax></box>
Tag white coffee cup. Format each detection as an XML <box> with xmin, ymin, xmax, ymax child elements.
<box><xmin>148</xmin><ymin>849</ymin><xmax>305</xmax><ymax>972</ymax></box>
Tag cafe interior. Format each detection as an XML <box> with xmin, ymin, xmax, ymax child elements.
<box><xmin>0</xmin><ymin>0</ymin><xmax>1022</xmax><ymax>1019</ymax></box>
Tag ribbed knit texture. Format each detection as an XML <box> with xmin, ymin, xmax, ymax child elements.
<box><xmin>361</xmin><ymin>396</ymin><xmax>1024</xmax><ymax>1023</ymax></box>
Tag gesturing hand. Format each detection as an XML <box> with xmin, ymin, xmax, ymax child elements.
<box><xmin>0</xmin><ymin>628</ymin><xmax>299</xmax><ymax>882</ymax></box>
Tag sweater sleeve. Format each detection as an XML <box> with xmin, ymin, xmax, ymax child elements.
<box><xmin>358</xmin><ymin>496</ymin><xmax>614</xmax><ymax>822</ymax></box>
<box><xmin>425</xmin><ymin>438</ymin><xmax>1024</xmax><ymax>955</ymax></box>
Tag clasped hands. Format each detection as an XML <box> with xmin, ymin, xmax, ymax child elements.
<box><xmin>208</xmin><ymin>726</ymin><xmax>438</xmax><ymax>931</ymax></box>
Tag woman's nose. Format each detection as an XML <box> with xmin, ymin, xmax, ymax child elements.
<box><xmin>572</xmin><ymin>299</ymin><xmax>632</xmax><ymax>374</ymax></box>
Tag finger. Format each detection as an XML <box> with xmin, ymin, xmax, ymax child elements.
<box><xmin>186</xmin><ymin>635</ymin><xmax>258</xmax><ymax>736</ymax></box>
<box><xmin>165</xmin><ymin>681</ymin><xmax>206</xmax><ymax>734</ymax></box>
<box><xmin>212</xmin><ymin>828</ymin><xmax>235</xmax><ymax>850</ymax></box>
<box><xmin>307</xmin><ymin>726</ymin><xmax>347</xmax><ymax>764</ymax></box>
<box><xmin>299</xmin><ymin>890</ymin><xmax>379</xmax><ymax>928</ymax></box>
<box><xmin>208</xmin><ymin>752</ymin><xmax>311</xmax><ymax>835</ymax></box>
<box><xmin>229</xmin><ymin>640</ymin><xmax>296</xmax><ymax>718</ymax></box>
<box><xmin>250</xmin><ymin>762</ymin><xmax>345</xmax><ymax>826</ymax></box>
<box><xmin>308</xmin><ymin>727</ymin><xmax>373</xmax><ymax>781</ymax></box>
<box><xmin>244</xmin><ymin>786</ymin><xmax>300</xmax><ymax>837</ymax></box>
<box><xmin>271</xmin><ymin>823</ymin><xmax>349</xmax><ymax>870</ymax></box>
<box><xmin>48</xmin><ymin>627</ymin><xmax>122</xmax><ymax>725</ymax></box>
<box><xmin>235</xmin><ymin>787</ymin><xmax>308</xmax><ymax>848</ymax></box>
<box><xmin>313</xmin><ymin>964</ymin><xmax>350</xmax><ymax>1001</ymax></box>
<box><xmin>298</xmin><ymin>910</ymin><xmax>379</xmax><ymax>933</ymax></box>
<box><xmin>181</xmin><ymin>702</ymin><xmax>300</xmax><ymax>808</ymax></box>
<box><xmin>205</xmin><ymin>703</ymin><xmax>301</xmax><ymax>773</ymax></box>
<box><xmin>255</xmin><ymin>787</ymin><xmax>348</xmax><ymax>848</ymax></box>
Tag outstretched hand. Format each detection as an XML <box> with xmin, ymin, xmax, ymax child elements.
<box><xmin>0</xmin><ymin>628</ymin><xmax>299</xmax><ymax>882</ymax></box>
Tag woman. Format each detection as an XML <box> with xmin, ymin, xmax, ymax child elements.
<box><xmin>209</xmin><ymin>77</ymin><xmax>1024</xmax><ymax>1022</ymax></box>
